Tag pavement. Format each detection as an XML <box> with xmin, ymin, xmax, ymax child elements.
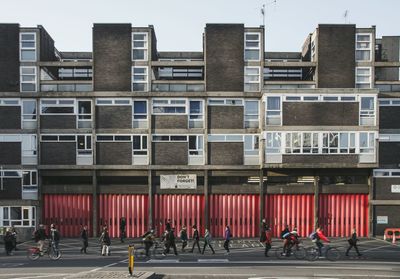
<box><xmin>0</xmin><ymin>237</ymin><xmax>400</xmax><ymax>278</ymax></box>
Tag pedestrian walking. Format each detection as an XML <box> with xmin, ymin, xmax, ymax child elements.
<box><xmin>165</xmin><ymin>219</ymin><xmax>172</xmax><ymax>232</ymax></box>
<box><xmin>80</xmin><ymin>225</ymin><xmax>89</xmax><ymax>254</ymax></box>
<box><xmin>190</xmin><ymin>225</ymin><xmax>201</xmax><ymax>253</ymax></box>
<box><xmin>120</xmin><ymin>217</ymin><xmax>126</xmax><ymax>243</ymax></box>
<box><xmin>99</xmin><ymin>227</ymin><xmax>111</xmax><ymax>256</ymax></box>
<box><xmin>34</xmin><ymin>224</ymin><xmax>47</xmax><ymax>255</ymax></box>
<box><xmin>179</xmin><ymin>226</ymin><xmax>188</xmax><ymax>252</ymax></box>
<box><xmin>50</xmin><ymin>224</ymin><xmax>61</xmax><ymax>251</ymax></box>
<box><xmin>260</xmin><ymin>219</ymin><xmax>267</xmax><ymax>243</ymax></box>
<box><xmin>142</xmin><ymin>229</ymin><xmax>155</xmax><ymax>257</ymax></box>
<box><xmin>163</xmin><ymin>227</ymin><xmax>178</xmax><ymax>256</ymax></box>
<box><xmin>11</xmin><ymin>226</ymin><xmax>18</xmax><ymax>251</ymax></box>
<box><xmin>3</xmin><ymin>228</ymin><xmax>14</xmax><ymax>256</ymax></box>
<box><xmin>263</xmin><ymin>225</ymin><xmax>272</xmax><ymax>257</ymax></box>
<box><xmin>346</xmin><ymin>228</ymin><xmax>362</xmax><ymax>257</ymax></box>
<box><xmin>224</xmin><ymin>225</ymin><xmax>232</xmax><ymax>254</ymax></box>
<box><xmin>202</xmin><ymin>229</ymin><xmax>215</xmax><ymax>254</ymax></box>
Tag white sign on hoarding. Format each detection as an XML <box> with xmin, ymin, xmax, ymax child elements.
<box><xmin>376</xmin><ymin>216</ymin><xmax>388</xmax><ymax>224</ymax></box>
<box><xmin>391</xmin><ymin>185</ymin><xmax>400</xmax><ymax>193</ymax></box>
<box><xmin>160</xmin><ymin>174</ymin><xmax>197</xmax><ymax>189</ymax></box>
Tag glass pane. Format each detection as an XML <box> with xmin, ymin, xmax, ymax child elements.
<box><xmin>78</xmin><ymin>101</ymin><xmax>91</xmax><ymax>114</ymax></box>
<box><xmin>132</xmin><ymin>83</ymin><xmax>146</xmax><ymax>91</ymax></box>
<box><xmin>21</xmin><ymin>34</ymin><xmax>35</xmax><ymax>40</ymax></box>
<box><xmin>77</xmin><ymin>135</ymin><xmax>85</xmax><ymax>149</ymax></box>
<box><xmin>32</xmin><ymin>171</ymin><xmax>37</xmax><ymax>185</ymax></box>
<box><xmin>22</xmin><ymin>42</ymin><xmax>35</xmax><ymax>48</ymax></box>
<box><xmin>361</xmin><ymin>97</ymin><xmax>374</xmax><ymax>110</ymax></box>
<box><xmin>190</xmin><ymin>101</ymin><xmax>201</xmax><ymax>114</ymax></box>
<box><xmin>244</xmin><ymin>135</ymin><xmax>252</xmax><ymax>150</ymax></box>
<box><xmin>245</xmin><ymin>50</ymin><xmax>259</xmax><ymax>60</ymax></box>
<box><xmin>41</xmin><ymin>107</ymin><xmax>74</xmax><ymax>114</ymax></box>
<box><xmin>10</xmin><ymin>207</ymin><xmax>22</xmax><ymax>220</ymax></box>
<box><xmin>340</xmin><ymin>133</ymin><xmax>348</xmax><ymax>148</ymax></box>
<box><xmin>134</xmin><ymin>101</ymin><xmax>147</xmax><ymax>113</ymax></box>
<box><xmin>360</xmin><ymin>133</ymin><xmax>368</xmax><ymax>147</ymax></box>
<box><xmin>23</xmin><ymin>209</ymin><xmax>29</xmax><ymax>219</ymax></box>
<box><xmin>133</xmin><ymin>50</ymin><xmax>145</xmax><ymax>60</ymax></box>
<box><xmin>23</xmin><ymin>171</ymin><xmax>31</xmax><ymax>186</ymax></box>
<box><xmin>21</xmin><ymin>50</ymin><xmax>36</xmax><ymax>60</ymax></box>
<box><xmin>245</xmin><ymin>101</ymin><xmax>258</xmax><ymax>114</ymax></box>
<box><xmin>303</xmin><ymin>133</ymin><xmax>311</xmax><ymax>147</ymax></box>
<box><xmin>267</xmin><ymin>97</ymin><xmax>280</xmax><ymax>110</ymax></box>
<box><xmin>132</xmin><ymin>136</ymin><xmax>141</xmax><ymax>150</ymax></box>
<box><xmin>133</xmin><ymin>34</ymin><xmax>146</xmax><ymax>40</ymax></box>
<box><xmin>142</xmin><ymin>136</ymin><xmax>147</xmax><ymax>149</ymax></box>
<box><xmin>3</xmin><ymin>207</ymin><xmax>9</xmax><ymax>219</ymax></box>
<box><xmin>115</xmin><ymin>136</ymin><xmax>131</xmax><ymax>141</ymax></box>
<box><xmin>21</xmin><ymin>83</ymin><xmax>36</xmax><ymax>92</ymax></box>
<box><xmin>189</xmin><ymin>136</ymin><xmax>197</xmax><ymax>149</ymax></box>
<box><xmin>23</xmin><ymin>100</ymin><xmax>36</xmax><ymax>115</ymax></box>
<box><xmin>246</xmin><ymin>34</ymin><xmax>259</xmax><ymax>41</ymax></box>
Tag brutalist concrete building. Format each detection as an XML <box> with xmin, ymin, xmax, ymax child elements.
<box><xmin>0</xmin><ymin>23</ymin><xmax>399</xmax><ymax>240</ymax></box>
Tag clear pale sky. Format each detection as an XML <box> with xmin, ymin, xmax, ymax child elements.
<box><xmin>1</xmin><ymin>0</ymin><xmax>398</xmax><ymax>52</ymax></box>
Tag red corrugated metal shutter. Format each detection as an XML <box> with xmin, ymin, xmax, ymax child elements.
<box><xmin>319</xmin><ymin>194</ymin><xmax>368</xmax><ymax>237</ymax></box>
<box><xmin>98</xmin><ymin>194</ymin><xmax>148</xmax><ymax>238</ymax></box>
<box><xmin>265</xmin><ymin>194</ymin><xmax>314</xmax><ymax>237</ymax></box>
<box><xmin>209</xmin><ymin>194</ymin><xmax>259</xmax><ymax>238</ymax></box>
<box><xmin>154</xmin><ymin>194</ymin><xmax>205</xmax><ymax>238</ymax></box>
<box><xmin>43</xmin><ymin>194</ymin><xmax>93</xmax><ymax>237</ymax></box>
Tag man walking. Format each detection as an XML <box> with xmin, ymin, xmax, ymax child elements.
<box><xmin>50</xmin><ymin>224</ymin><xmax>61</xmax><ymax>253</ymax></box>
<box><xmin>202</xmin><ymin>229</ymin><xmax>215</xmax><ymax>254</ymax></box>
<box><xmin>99</xmin><ymin>227</ymin><xmax>111</xmax><ymax>256</ymax></box>
<box><xmin>263</xmin><ymin>225</ymin><xmax>272</xmax><ymax>257</ymax></box>
<box><xmin>224</xmin><ymin>225</ymin><xmax>231</xmax><ymax>254</ymax></box>
<box><xmin>80</xmin><ymin>225</ymin><xmax>89</xmax><ymax>254</ymax></box>
<box><xmin>179</xmin><ymin>226</ymin><xmax>188</xmax><ymax>252</ymax></box>
<box><xmin>120</xmin><ymin>217</ymin><xmax>126</xmax><ymax>243</ymax></box>
<box><xmin>163</xmin><ymin>227</ymin><xmax>178</xmax><ymax>256</ymax></box>
<box><xmin>190</xmin><ymin>225</ymin><xmax>201</xmax><ymax>253</ymax></box>
<box><xmin>346</xmin><ymin>228</ymin><xmax>362</xmax><ymax>257</ymax></box>
<box><xmin>3</xmin><ymin>228</ymin><xmax>14</xmax><ymax>256</ymax></box>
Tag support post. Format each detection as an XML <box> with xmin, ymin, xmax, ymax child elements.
<box><xmin>204</xmin><ymin>170</ymin><xmax>209</xmax><ymax>231</ymax></box>
<box><xmin>92</xmin><ymin>170</ymin><xmax>98</xmax><ymax>237</ymax></box>
<box><xmin>148</xmin><ymin>170</ymin><xmax>153</xmax><ymax>231</ymax></box>
<box><xmin>314</xmin><ymin>175</ymin><xmax>320</xmax><ymax>230</ymax></box>
<box><xmin>368</xmin><ymin>172</ymin><xmax>374</xmax><ymax>238</ymax></box>
<box><xmin>259</xmin><ymin>168</ymin><xmax>265</xmax><ymax>236</ymax></box>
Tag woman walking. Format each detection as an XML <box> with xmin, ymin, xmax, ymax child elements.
<box><xmin>202</xmin><ymin>229</ymin><xmax>215</xmax><ymax>254</ymax></box>
<box><xmin>224</xmin><ymin>225</ymin><xmax>232</xmax><ymax>255</ymax></box>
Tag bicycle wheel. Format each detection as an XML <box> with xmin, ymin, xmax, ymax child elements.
<box><xmin>305</xmin><ymin>247</ymin><xmax>319</xmax><ymax>261</ymax></box>
<box><xmin>326</xmin><ymin>247</ymin><xmax>340</xmax><ymax>261</ymax></box>
<box><xmin>27</xmin><ymin>248</ymin><xmax>40</xmax><ymax>261</ymax></box>
<box><xmin>153</xmin><ymin>245</ymin><xmax>165</xmax><ymax>260</ymax></box>
<box><xmin>49</xmin><ymin>247</ymin><xmax>61</xmax><ymax>260</ymax></box>
<box><xmin>294</xmin><ymin>246</ymin><xmax>306</xmax><ymax>260</ymax></box>
<box><xmin>275</xmin><ymin>248</ymin><xmax>286</xmax><ymax>259</ymax></box>
<box><xmin>134</xmin><ymin>247</ymin><xmax>147</xmax><ymax>260</ymax></box>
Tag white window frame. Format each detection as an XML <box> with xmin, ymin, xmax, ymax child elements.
<box><xmin>20</xmin><ymin>32</ymin><xmax>37</xmax><ymax>62</ymax></box>
<box><xmin>41</xmin><ymin>135</ymin><xmax>76</xmax><ymax>142</ymax></box>
<box><xmin>373</xmin><ymin>169</ymin><xmax>400</xmax><ymax>177</ymax></box>
<box><xmin>77</xmin><ymin>99</ymin><xmax>92</xmax><ymax>128</ymax></box>
<box><xmin>244</xmin><ymin>135</ymin><xmax>259</xmax><ymax>156</ymax></box>
<box><xmin>133</xmin><ymin>99</ymin><xmax>148</xmax><ymax>128</ymax></box>
<box><xmin>189</xmin><ymin>100</ymin><xmax>204</xmax><ymax>128</ymax></box>
<box><xmin>359</xmin><ymin>132</ymin><xmax>375</xmax><ymax>154</ymax></box>
<box><xmin>22</xmin><ymin>99</ymin><xmax>37</xmax><ymax>125</ymax></box>
<box><xmin>265</xmin><ymin>132</ymin><xmax>282</xmax><ymax>154</ymax></box>
<box><xmin>244</xmin><ymin>100</ymin><xmax>259</xmax><ymax>128</ymax></box>
<box><xmin>152</xmin><ymin>98</ymin><xmax>187</xmax><ymax>115</ymax></box>
<box><xmin>152</xmin><ymin>135</ymin><xmax>188</xmax><ymax>142</ymax></box>
<box><xmin>244</xmin><ymin>66</ymin><xmax>261</xmax><ymax>92</ymax></box>
<box><xmin>356</xmin><ymin>67</ymin><xmax>372</xmax><ymax>89</ymax></box>
<box><xmin>40</xmin><ymin>99</ymin><xmax>76</xmax><ymax>115</ymax></box>
<box><xmin>0</xmin><ymin>99</ymin><xmax>20</xmax><ymax>106</ymax></box>
<box><xmin>95</xmin><ymin>98</ymin><xmax>132</xmax><ymax>106</ymax></box>
<box><xmin>77</xmin><ymin>135</ymin><xmax>92</xmax><ymax>156</ymax></box>
<box><xmin>132</xmin><ymin>66</ymin><xmax>148</xmax><ymax>92</ymax></box>
<box><xmin>96</xmin><ymin>135</ymin><xmax>132</xmax><ymax>142</ymax></box>
<box><xmin>20</xmin><ymin>66</ymin><xmax>37</xmax><ymax>92</ymax></box>
<box><xmin>244</xmin><ymin>32</ymin><xmax>261</xmax><ymax>61</ymax></box>
<box><xmin>188</xmin><ymin>135</ymin><xmax>204</xmax><ymax>156</ymax></box>
<box><xmin>132</xmin><ymin>135</ymin><xmax>148</xmax><ymax>155</ymax></box>
<box><xmin>1</xmin><ymin>206</ymin><xmax>36</xmax><ymax>227</ymax></box>
<box><xmin>207</xmin><ymin>98</ymin><xmax>243</xmax><ymax>106</ymax></box>
<box><xmin>265</xmin><ymin>96</ymin><xmax>282</xmax><ymax>126</ymax></box>
<box><xmin>132</xmin><ymin>32</ymin><xmax>148</xmax><ymax>61</ymax></box>
<box><xmin>359</xmin><ymin>95</ymin><xmax>376</xmax><ymax>126</ymax></box>
<box><xmin>22</xmin><ymin>170</ymin><xmax>37</xmax><ymax>192</ymax></box>
<box><xmin>207</xmin><ymin>134</ymin><xmax>244</xmax><ymax>142</ymax></box>
<box><xmin>356</xmin><ymin>33</ymin><xmax>372</xmax><ymax>62</ymax></box>
<box><xmin>379</xmin><ymin>99</ymin><xmax>400</xmax><ymax>106</ymax></box>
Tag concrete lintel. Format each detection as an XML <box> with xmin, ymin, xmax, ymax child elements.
<box><xmin>264</xmin><ymin>163</ymin><xmax>378</xmax><ymax>169</ymax></box>
<box><xmin>97</xmin><ymin>170</ymin><xmax>148</xmax><ymax>176</ymax></box>
<box><xmin>262</xmin><ymin>88</ymin><xmax>379</xmax><ymax>95</ymax></box>
<box><xmin>151</xmin><ymin>60</ymin><xmax>204</xmax><ymax>67</ymax></box>
<box><xmin>265</xmin><ymin>61</ymin><xmax>317</xmax><ymax>67</ymax></box>
<box><xmin>210</xmin><ymin>170</ymin><xmax>259</xmax><ymax>176</ymax></box>
<box><xmin>0</xmin><ymin>199</ymin><xmax>40</xmax><ymax>206</ymax></box>
<box><xmin>40</xmin><ymin>170</ymin><xmax>93</xmax><ymax>176</ymax></box>
<box><xmin>38</xmin><ymin>61</ymin><xmax>92</xmax><ymax>67</ymax></box>
<box><xmin>375</xmin><ymin>62</ymin><xmax>400</xmax><ymax>67</ymax></box>
<box><xmin>370</xmin><ymin>200</ymin><xmax>400</xmax><ymax>205</ymax></box>
<box><xmin>265</xmin><ymin>126</ymin><xmax>379</xmax><ymax>132</ymax></box>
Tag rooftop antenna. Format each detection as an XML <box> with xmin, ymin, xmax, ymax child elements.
<box><xmin>261</xmin><ymin>0</ymin><xmax>277</xmax><ymax>27</ymax></box>
<box><xmin>343</xmin><ymin>10</ymin><xmax>349</xmax><ymax>24</ymax></box>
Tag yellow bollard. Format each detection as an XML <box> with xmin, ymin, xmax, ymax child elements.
<box><xmin>128</xmin><ymin>244</ymin><xmax>135</xmax><ymax>276</ymax></box>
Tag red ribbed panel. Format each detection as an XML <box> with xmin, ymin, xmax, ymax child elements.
<box><xmin>319</xmin><ymin>194</ymin><xmax>368</xmax><ymax>237</ymax></box>
<box><xmin>209</xmin><ymin>194</ymin><xmax>259</xmax><ymax>238</ymax></box>
<box><xmin>265</xmin><ymin>194</ymin><xmax>314</xmax><ymax>237</ymax></box>
<box><xmin>43</xmin><ymin>194</ymin><xmax>92</xmax><ymax>237</ymax></box>
<box><xmin>98</xmin><ymin>194</ymin><xmax>148</xmax><ymax>238</ymax></box>
<box><xmin>154</xmin><ymin>194</ymin><xmax>205</xmax><ymax>238</ymax></box>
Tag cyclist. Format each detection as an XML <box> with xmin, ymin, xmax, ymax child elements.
<box><xmin>311</xmin><ymin>227</ymin><xmax>330</xmax><ymax>256</ymax></box>
<box><xmin>280</xmin><ymin>225</ymin><xmax>290</xmax><ymax>255</ymax></box>
<box><xmin>142</xmin><ymin>229</ymin><xmax>155</xmax><ymax>257</ymax></box>
<box><xmin>34</xmin><ymin>224</ymin><xmax>47</xmax><ymax>255</ymax></box>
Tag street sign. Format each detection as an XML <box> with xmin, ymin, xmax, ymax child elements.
<box><xmin>376</xmin><ymin>216</ymin><xmax>388</xmax><ymax>224</ymax></box>
<box><xmin>391</xmin><ymin>185</ymin><xmax>400</xmax><ymax>193</ymax></box>
<box><xmin>160</xmin><ymin>174</ymin><xmax>197</xmax><ymax>189</ymax></box>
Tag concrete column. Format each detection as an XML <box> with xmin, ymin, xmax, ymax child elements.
<box><xmin>314</xmin><ymin>175</ymin><xmax>320</xmax><ymax>230</ymax></box>
<box><xmin>368</xmin><ymin>172</ymin><xmax>374</xmax><ymax>237</ymax></box>
<box><xmin>148</xmin><ymin>170</ymin><xmax>153</xmax><ymax>230</ymax></box>
<box><xmin>259</xmin><ymin>168</ymin><xmax>265</xmax><ymax>235</ymax></box>
<box><xmin>92</xmin><ymin>170</ymin><xmax>98</xmax><ymax>237</ymax></box>
<box><xmin>204</xmin><ymin>170</ymin><xmax>209</xmax><ymax>230</ymax></box>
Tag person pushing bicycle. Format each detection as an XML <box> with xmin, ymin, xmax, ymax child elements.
<box><xmin>311</xmin><ymin>227</ymin><xmax>330</xmax><ymax>256</ymax></box>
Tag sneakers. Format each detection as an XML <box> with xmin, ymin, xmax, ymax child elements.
<box><xmin>162</xmin><ymin>253</ymin><xmax>166</xmax><ymax>256</ymax></box>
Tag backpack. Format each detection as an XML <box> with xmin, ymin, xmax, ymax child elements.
<box><xmin>309</xmin><ymin>232</ymin><xmax>317</xmax><ymax>241</ymax></box>
<box><xmin>34</xmin><ymin>230</ymin><xmax>40</xmax><ymax>242</ymax></box>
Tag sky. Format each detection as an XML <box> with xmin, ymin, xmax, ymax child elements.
<box><xmin>1</xmin><ymin>0</ymin><xmax>399</xmax><ymax>52</ymax></box>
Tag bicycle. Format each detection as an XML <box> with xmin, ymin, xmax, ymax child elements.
<box><xmin>27</xmin><ymin>240</ymin><xmax>61</xmax><ymax>261</ymax></box>
<box><xmin>134</xmin><ymin>240</ymin><xmax>165</xmax><ymax>260</ymax></box>
<box><xmin>275</xmin><ymin>242</ymin><xmax>306</xmax><ymax>259</ymax></box>
<box><xmin>306</xmin><ymin>244</ymin><xmax>341</xmax><ymax>261</ymax></box>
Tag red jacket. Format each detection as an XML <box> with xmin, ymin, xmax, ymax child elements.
<box><xmin>317</xmin><ymin>230</ymin><xmax>329</xmax><ymax>242</ymax></box>
<box><xmin>264</xmin><ymin>230</ymin><xmax>272</xmax><ymax>244</ymax></box>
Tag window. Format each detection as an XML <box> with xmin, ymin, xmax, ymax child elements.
<box><xmin>244</xmin><ymin>67</ymin><xmax>260</xmax><ymax>92</ymax></box>
<box><xmin>152</xmin><ymin>99</ymin><xmax>186</xmax><ymax>114</ymax></box>
<box><xmin>339</xmin><ymin>132</ymin><xmax>356</xmax><ymax>154</ymax></box>
<box><xmin>152</xmin><ymin>135</ymin><xmax>188</xmax><ymax>142</ymax></box>
<box><xmin>244</xmin><ymin>32</ymin><xmax>260</xmax><ymax>61</ymax></box>
<box><xmin>41</xmin><ymin>135</ymin><xmax>76</xmax><ymax>142</ymax></box>
<box><xmin>208</xmin><ymin>135</ymin><xmax>243</xmax><ymax>142</ymax></box>
<box><xmin>158</xmin><ymin>67</ymin><xmax>203</xmax><ymax>80</ymax></box>
<box><xmin>189</xmin><ymin>135</ymin><xmax>203</xmax><ymax>155</ymax></box>
<box><xmin>244</xmin><ymin>100</ymin><xmax>259</xmax><ymax>128</ymax></box>
<box><xmin>96</xmin><ymin>98</ymin><xmax>131</xmax><ymax>106</ymax></box>
<box><xmin>77</xmin><ymin>135</ymin><xmax>92</xmax><ymax>155</ymax></box>
<box><xmin>0</xmin><ymin>99</ymin><xmax>20</xmax><ymax>106</ymax></box>
<box><xmin>20</xmin><ymin>67</ymin><xmax>37</xmax><ymax>92</ymax></box>
<box><xmin>20</xmin><ymin>32</ymin><xmax>36</xmax><ymax>61</ymax></box>
<box><xmin>22</xmin><ymin>170</ymin><xmax>37</xmax><ymax>192</ymax></box>
<box><xmin>356</xmin><ymin>33</ymin><xmax>372</xmax><ymax>61</ymax></box>
<box><xmin>133</xmin><ymin>100</ymin><xmax>148</xmax><ymax>128</ymax></box>
<box><xmin>132</xmin><ymin>135</ymin><xmax>148</xmax><ymax>155</ymax></box>
<box><xmin>132</xmin><ymin>66</ymin><xmax>148</xmax><ymax>91</ymax></box>
<box><xmin>359</xmin><ymin>132</ymin><xmax>375</xmax><ymax>153</ymax></box>
<box><xmin>40</xmin><ymin>99</ymin><xmax>75</xmax><ymax>114</ymax></box>
<box><xmin>22</xmin><ymin>134</ymin><xmax>37</xmax><ymax>156</ymax></box>
<box><xmin>77</xmin><ymin>100</ymin><xmax>92</xmax><ymax>128</ymax></box>
<box><xmin>96</xmin><ymin>135</ymin><xmax>131</xmax><ymax>142</ymax></box>
<box><xmin>266</xmin><ymin>132</ymin><xmax>281</xmax><ymax>153</ymax></box>
<box><xmin>22</xmin><ymin>100</ymin><xmax>36</xmax><ymax>120</ymax></box>
<box><xmin>302</xmin><ymin>132</ymin><xmax>319</xmax><ymax>153</ymax></box>
<box><xmin>322</xmin><ymin>132</ymin><xmax>339</xmax><ymax>154</ymax></box>
<box><xmin>1</xmin><ymin>206</ymin><xmax>35</xmax><ymax>227</ymax></box>
<box><xmin>266</xmin><ymin>96</ymin><xmax>281</xmax><ymax>125</ymax></box>
<box><xmin>132</xmin><ymin>32</ymin><xmax>148</xmax><ymax>61</ymax></box>
<box><xmin>360</xmin><ymin>96</ymin><xmax>375</xmax><ymax>125</ymax></box>
<box><xmin>208</xmin><ymin>99</ymin><xmax>243</xmax><ymax>106</ymax></box>
<box><xmin>356</xmin><ymin>67</ymin><xmax>371</xmax><ymax>88</ymax></box>
<box><xmin>244</xmin><ymin>135</ymin><xmax>259</xmax><ymax>156</ymax></box>
<box><xmin>189</xmin><ymin>100</ymin><xmax>203</xmax><ymax>128</ymax></box>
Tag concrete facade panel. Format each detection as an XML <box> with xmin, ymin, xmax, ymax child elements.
<box><xmin>374</xmin><ymin>205</ymin><xmax>400</xmax><ymax>235</ymax></box>
<box><xmin>0</xmin><ymin>106</ymin><xmax>21</xmax><ymax>129</ymax></box>
<box><xmin>0</xmin><ymin>142</ymin><xmax>21</xmax><ymax>164</ymax></box>
<box><xmin>374</xmin><ymin>178</ymin><xmax>400</xmax><ymax>200</ymax></box>
<box><xmin>152</xmin><ymin>115</ymin><xmax>188</xmax><ymax>129</ymax></box>
<box><xmin>152</xmin><ymin>142</ymin><xmax>188</xmax><ymax>165</ymax></box>
<box><xmin>379</xmin><ymin>142</ymin><xmax>400</xmax><ymax>168</ymax></box>
<box><xmin>96</xmin><ymin>106</ymin><xmax>132</xmax><ymax>129</ymax></box>
<box><xmin>96</xmin><ymin>142</ymin><xmax>132</xmax><ymax>165</ymax></box>
<box><xmin>0</xmin><ymin>24</ymin><xmax>19</xmax><ymax>92</ymax></box>
<box><xmin>40</xmin><ymin>142</ymin><xmax>76</xmax><ymax>165</ymax></box>
<box><xmin>0</xmin><ymin>178</ymin><xmax>22</xmax><ymax>199</ymax></box>
<box><xmin>379</xmin><ymin>106</ymin><xmax>400</xmax><ymax>130</ymax></box>
<box><xmin>40</xmin><ymin>115</ymin><xmax>76</xmax><ymax>129</ymax></box>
